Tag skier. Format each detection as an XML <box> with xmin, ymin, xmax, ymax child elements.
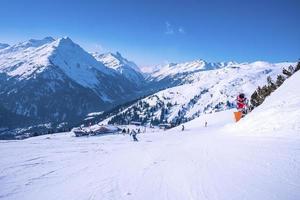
<box><xmin>205</xmin><ymin>121</ymin><xmax>208</xmax><ymax>127</ymax></box>
<box><xmin>182</xmin><ymin>125</ymin><xmax>185</xmax><ymax>131</ymax></box>
<box><xmin>236</xmin><ymin>93</ymin><xmax>249</xmax><ymax>120</ymax></box>
<box><xmin>236</xmin><ymin>93</ymin><xmax>249</xmax><ymax>114</ymax></box>
<box><xmin>122</xmin><ymin>128</ymin><xmax>126</xmax><ymax>135</ymax></box>
<box><xmin>130</xmin><ymin>129</ymin><xmax>138</xmax><ymax>142</ymax></box>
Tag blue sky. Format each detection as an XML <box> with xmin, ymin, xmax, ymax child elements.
<box><xmin>0</xmin><ymin>0</ymin><xmax>299</xmax><ymax>66</ymax></box>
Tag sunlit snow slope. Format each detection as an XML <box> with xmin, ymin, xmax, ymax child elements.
<box><xmin>92</xmin><ymin>52</ymin><xmax>144</xmax><ymax>85</ymax></box>
<box><xmin>228</xmin><ymin>70</ymin><xmax>300</xmax><ymax>135</ymax></box>
<box><xmin>101</xmin><ymin>61</ymin><xmax>294</xmax><ymax>125</ymax></box>
<box><xmin>0</xmin><ymin>73</ymin><xmax>299</xmax><ymax>199</ymax></box>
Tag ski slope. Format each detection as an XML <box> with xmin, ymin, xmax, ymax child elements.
<box><xmin>227</xmin><ymin>71</ymin><xmax>300</xmax><ymax>136</ymax></box>
<box><xmin>1</xmin><ymin>72</ymin><xmax>299</xmax><ymax>200</ymax></box>
<box><xmin>1</xmin><ymin>108</ymin><xmax>299</xmax><ymax>200</ymax></box>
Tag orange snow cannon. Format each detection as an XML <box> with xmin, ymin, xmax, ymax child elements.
<box><xmin>234</xmin><ymin>111</ymin><xmax>242</xmax><ymax>122</ymax></box>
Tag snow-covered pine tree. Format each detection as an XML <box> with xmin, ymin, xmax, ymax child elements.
<box><xmin>276</xmin><ymin>75</ymin><xmax>286</xmax><ymax>87</ymax></box>
<box><xmin>267</xmin><ymin>76</ymin><xmax>277</xmax><ymax>93</ymax></box>
<box><xmin>283</xmin><ymin>66</ymin><xmax>294</xmax><ymax>77</ymax></box>
<box><xmin>294</xmin><ymin>61</ymin><xmax>300</xmax><ymax>73</ymax></box>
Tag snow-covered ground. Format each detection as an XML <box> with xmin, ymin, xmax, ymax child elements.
<box><xmin>0</xmin><ymin>72</ymin><xmax>299</xmax><ymax>200</ymax></box>
<box><xmin>1</xmin><ymin>109</ymin><xmax>299</xmax><ymax>200</ymax></box>
<box><xmin>227</xmin><ymin>71</ymin><xmax>300</xmax><ymax>136</ymax></box>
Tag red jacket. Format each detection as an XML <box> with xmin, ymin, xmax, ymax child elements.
<box><xmin>236</xmin><ymin>96</ymin><xmax>247</xmax><ymax>110</ymax></box>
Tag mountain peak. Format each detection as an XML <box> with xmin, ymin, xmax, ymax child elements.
<box><xmin>59</xmin><ymin>36</ymin><xmax>72</xmax><ymax>42</ymax></box>
<box><xmin>26</xmin><ymin>36</ymin><xmax>55</xmax><ymax>47</ymax></box>
<box><xmin>44</xmin><ymin>36</ymin><xmax>55</xmax><ymax>41</ymax></box>
<box><xmin>115</xmin><ymin>51</ymin><xmax>122</xmax><ymax>57</ymax></box>
<box><xmin>150</xmin><ymin>59</ymin><xmax>226</xmax><ymax>80</ymax></box>
<box><xmin>93</xmin><ymin>51</ymin><xmax>142</xmax><ymax>73</ymax></box>
<box><xmin>91</xmin><ymin>51</ymin><xmax>144</xmax><ymax>84</ymax></box>
<box><xmin>28</xmin><ymin>36</ymin><xmax>54</xmax><ymax>43</ymax></box>
<box><xmin>2</xmin><ymin>37</ymin><xmax>56</xmax><ymax>52</ymax></box>
<box><xmin>0</xmin><ymin>36</ymin><xmax>114</xmax><ymax>85</ymax></box>
<box><xmin>106</xmin><ymin>52</ymin><xmax>126</xmax><ymax>62</ymax></box>
<box><xmin>55</xmin><ymin>37</ymin><xmax>76</xmax><ymax>47</ymax></box>
<box><xmin>193</xmin><ymin>59</ymin><xmax>206</xmax><ymax>63</ymax></box>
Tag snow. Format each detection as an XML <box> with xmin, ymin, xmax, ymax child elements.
<box><xmin>49</xmin><ymin>37</ymin><xmax>114</xmax><ymax>88</ymax></box>
<box><xmin>226</xmin><ymin>70</ymin><xmax>300</xmax><ymax>135</ymax></box>
<box><xmin>0</xmin><ymin>37</ymin><xmax>299</xmax><ymax>200</ymax></box>
<box><xmin>150</xmin><ymin>60</ymin><xmax>221</xmax><ymax>79</ymax></box>
<box><xmin>149</xmin><ymin>60</ymin><xmax>292</xmax><ymax>82</ymax></box>
<box><xmin>0</xmin><ymin>37</ymin><xmax>55</xmax><ymax>78</ymax></box>
<box><xmin>93</xmin><ymin>52</ymin><xmax>141</xmax><ymax>73</ymax></box>
<box><xmin>102</xmin><ymin>61</ymin><xmax>295</xmax><ymax>124</ymax></box>
<box><xmin>84</xmin><ymin>111</ymin><xmax>104</xmax><ymax>121</ymax></box>
<box><xmin>92</xmin><ymin>52</ymin><xmax>144</xmax><ymax>84</ymax></box>
<box><xmin>1</xmin><ymin>74</ymin><xmax>300</xmax><ymax>200</ymax></box>
<box><xmin>0</xmin><ymin>37</ymin><xmax>114</xmax><ymax>88</ymax></box>
<box><xmin>86</xmin><ymin>111</ymin><xmax>104</xmax><ymax>117</ymax></box>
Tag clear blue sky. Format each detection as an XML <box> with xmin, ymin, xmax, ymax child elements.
<box><xmin>0</xmin><ymin>0</ymin><xmax>299</xmax><ymax>66</ymax></box>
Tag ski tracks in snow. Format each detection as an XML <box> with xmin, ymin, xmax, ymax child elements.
<box><xmin>0</xmin><ymin>127</ymin><xmax>300</xmax><ymax>200</ymax></box>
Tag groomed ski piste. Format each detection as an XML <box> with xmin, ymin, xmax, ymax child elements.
<box><xmin>0</xmin><ymin>72</ymin><xmax>299</xmax><ymax>200</ymax></box>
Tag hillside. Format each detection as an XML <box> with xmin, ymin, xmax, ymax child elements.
<box><xmin>227</xmin><ymin>70</ymin><xmax>300</xmax><ymax>135</ymax></box>
<box><xmin>0</xmin><ymin>72</ymin><xmax>299</xmax><ymax>199</ymax></box>
<box><xmin>100</xmin><ymin>61</ymin><xmax>294</xmax><ymax>126</ymax></box>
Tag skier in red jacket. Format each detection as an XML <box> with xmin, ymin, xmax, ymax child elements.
<box><xmin>236</xmin><ymin>93</ymin><xmax>248</xmax><ymax>115</ymax></box>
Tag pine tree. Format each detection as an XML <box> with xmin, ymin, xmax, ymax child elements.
<box><xmin>250</xmin><ymin>85</ymin><xmax>268</xmax><ymax>109</ymax></box>
<box><xmin>267</xmin><ymin>76</ymin><xmax>277</xmax><ymax>93</ymax></box>
<box><xmin>283</xmin><ymin>66</ymin><xmax>293</xmax><ymax>77</ymax></box>
<box><xmin>250</xmin><ymin>90</ymin><xmax>260</xmax><ymax>107</ymax></box>
<box><xmin>294</xmin><ymin>61</ymin><xmax>300</xmax><ymax>73</ymax></box>
<box><xmin>276</xmin><ymin>74</ymin><xmax>285</xmax><ymax>87</ymax></box>
<box><xmin>288</xmin><ymin>65</ymin><xmax>295</xmax><ymax>73</ymax></box>
<box><xmin>160</xmin><ymin>107</ymin><xmax>165</xmax><ymax>122</ymax></box>
<box><xmin>250</xmin><ymin>64</ymin><xmax>296</xmax><ymax>111</ymax></box>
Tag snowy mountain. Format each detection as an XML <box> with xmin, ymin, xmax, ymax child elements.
<box><xmin>0</xmin><ymin>37</ymin><xmax>143</xmax><ymax>132</ymax></box>
<box><xmin>0</xmin><ymin>37</ymin><xmax>296</xmax><ymax>139</ymax></box>
<box><xmin>92</xmin><ymin>52</ymin><xmax>145</xmax><ymax>85</ymax></box>
<box><xmin>1</xmin><ymin>69</ymin><xmax>299</xmax><ymax>199</ymax></box>
<box><xmin>101</xmin><ymin>60</ymin><xmax>295</xmax><ymax>126</ymax></box>
<box><xmin>0</xmin><ymin>37</ymin><xmax>115</xmax><ymax>87</ymax></box>
<box><xmin>146</xmin><ymin>60</ymin><xmax>284</xmax><ymax>90</ymax></box>
<box><xmin>151</xmin><ymin>59</ymin><xmax>224</xmax><ymax>78</ymax></box>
